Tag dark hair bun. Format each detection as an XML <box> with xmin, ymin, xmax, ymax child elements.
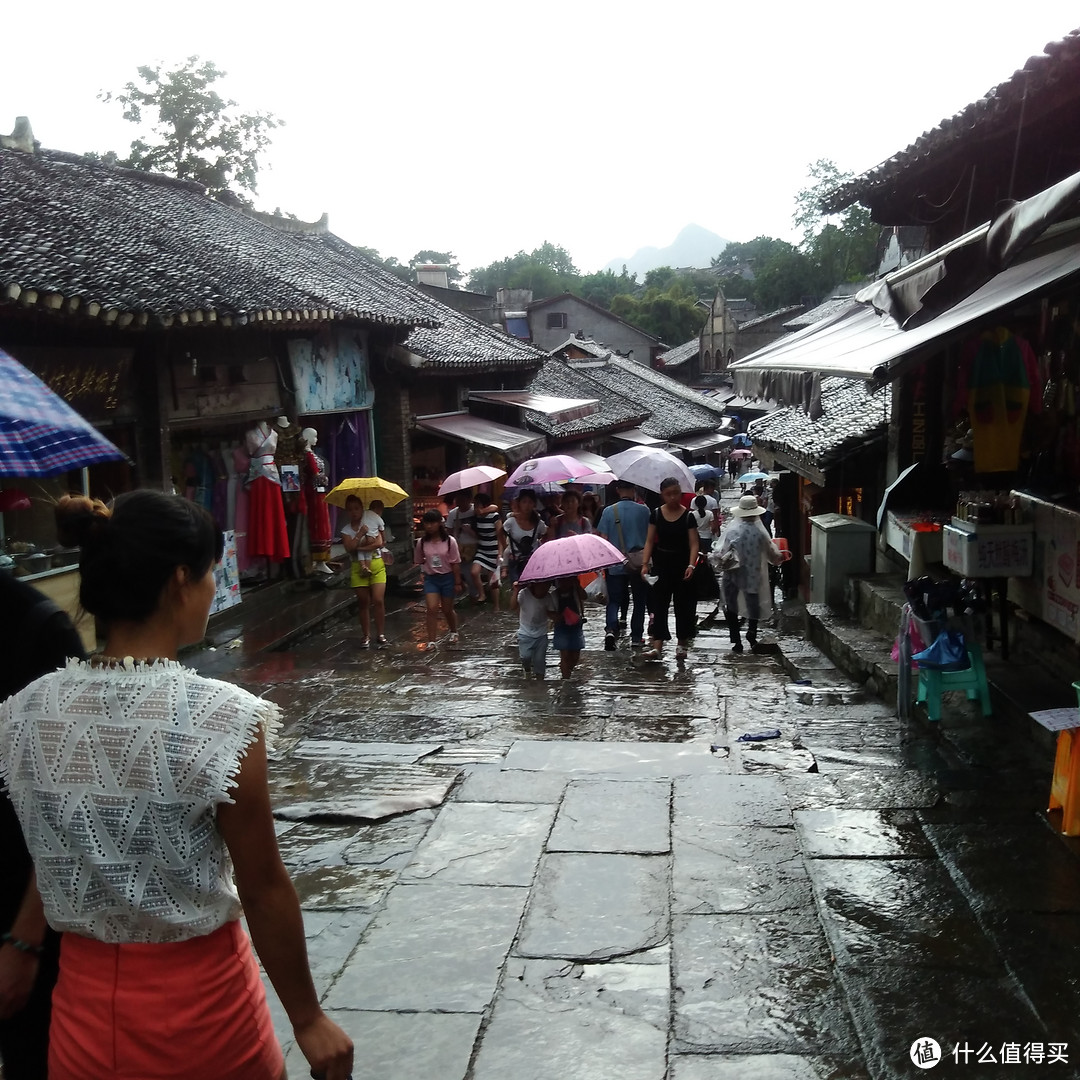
<box><xmin>54</xmin><ymin>494</ymin><xmax>111</xmax><ymax>548</ymax></box>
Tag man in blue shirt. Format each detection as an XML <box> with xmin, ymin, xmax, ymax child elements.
<box><xmin>597</xmin><ymin>480</ymin><xmax>651</xmax><ymax>649</ymax></box>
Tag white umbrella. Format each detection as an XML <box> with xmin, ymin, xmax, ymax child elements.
<box><xmin>606</xmin><ymin>446</ymin><xmax>696</xmax><ymax>493</ymax></box>
<box><xmin>437</xmin><ymin>465</ymin><xmax>506</xmax><ymax>496</ymax></box>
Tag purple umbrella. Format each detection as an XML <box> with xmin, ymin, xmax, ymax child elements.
<box><xmin>505</xmin><ymin>454</ymin><xmax>594</xmax><ymax>489</ymax></box>
<box><xmin>0</xmin><ymin>347</ymin><xmax>126</xmax><ymax>476</ymax></box>
<box><xmin>518</xmin><ymin>533</ymin><xmax>625</xmax><ymax>583</ymax></box>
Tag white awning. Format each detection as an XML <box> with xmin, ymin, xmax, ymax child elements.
<box><xmin>468</xmin><ymin>390</ymin><xmax>599</xmax><ymax>424</ymax></box>
<box><xmin>671</xmin><ymin>431</ymin><xmax>733</xmax><ymax>453</ymax></box>
<box><xmin>731</xmin><ymin>226</ymin><xmax>1080</xmax><ymax>410</ymax></box>
<box><xmin>414</xmin><ymin>412</ymin><xmax>546</xmax><ymax>457</ymax></box>
<box><xmin>611</xmin><ymin>427</ymin><xmax>665</xmax><ymax>446</ymax></box>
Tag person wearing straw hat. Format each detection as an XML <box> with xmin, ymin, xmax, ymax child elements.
<box><xmin>717</xmin><ymin>495</ymin><xmax>786</xmax><ymax>653</ymax></box>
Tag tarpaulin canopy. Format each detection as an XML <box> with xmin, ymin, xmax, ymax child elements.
<box><xmin>414</xmin><ymin>412</ymin><xmax>546</xmax><ymax>457</ymax></box>
<box><xmin>468</xmin><ymin>390</ymin><xmax>598</xmax><ymax>424</ymax></box>
<box><xmin>731</xmin><ymin>225</ymin><xmax>1080</xmax><ymax>411</ymax></box>
<box><xmin>610</xmin><ymin>427</ymin><xmax>665</xmax><ymax>447</ymax></box>
<box><xmin>671</xmin><ymin>431</ymin><xmax>733</xmax><ymax>453</ymax></box>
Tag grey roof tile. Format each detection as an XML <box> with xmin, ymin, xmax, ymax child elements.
<box><xmin>524</xmin><ymin>357</ymin><xmax>647</xmax><ymax>439</ymax></box>
<box><xmin>747</xmin><ymin>376</ymin><xmax>891</xmax><ymax>466</ymax></box>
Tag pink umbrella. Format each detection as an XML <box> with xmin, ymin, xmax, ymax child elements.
<box><xmin>729</xmin><ymin>449</ymin><xmax>753</xmax><ymax>458</ymax></box>
<box><xmin>438</xmin><ymin>465</ymin><xmax>506</xmax><ymax>496</ymax></box>
<box><xmin>505</xmin><ymin>454</ymin><xmax>593</xmax><ymax>489</ymax></box>
<box><xmin>518</xmin><ymin>533</ymin><xmax>625</xmax><ymax>583</ymax></box>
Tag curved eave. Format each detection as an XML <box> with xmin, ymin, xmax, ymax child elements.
<box><xmin>0</xmin><ymin>281</ymin><xmax>438</xmax><ymax>331</ymax></box>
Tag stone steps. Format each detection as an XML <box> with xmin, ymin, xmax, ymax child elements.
<box><xmin>805</xmin><ymin>603</ymin><xmax>900</xmax><ymax>705</ymax></box>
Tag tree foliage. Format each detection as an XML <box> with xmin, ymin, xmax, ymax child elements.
<box><xmin>100</xmin><ymin>56</ymin><xmax>282</xmax><ymax>201</ymax></box>
<box><xmin>609</xmin><ymin>280</ymin><xmax>707</xmax><ymax>344</ymax></box>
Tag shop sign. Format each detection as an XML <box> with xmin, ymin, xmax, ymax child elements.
<box><xmin>1010</xmin><ymin>494</ymin><xmax>1080</xmax><ymax>641</ymax></box>
<box><xmin>210</xmin><ymin>530</ymin><xmax>241</xmax><ymax>615</ymax></box>
<box><xmin>288</xmin><ymin>330</ymin><xmax>373</xmax><ymax>415</ymax></box>
<box><xmin>943</xmin><ymin>521</ymin><xmax>1034</xmax><ymax>577</ymax></box>
<box><xmin>18</xmin><ymin>348</ymin><xmax>134</xmax><ymax>420</ymax></box>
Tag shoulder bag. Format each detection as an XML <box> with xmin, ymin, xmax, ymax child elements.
<box><xmin>614</xmin><ymin>505</ymin><xmax>645</xmax><ymax>570</ymax></box>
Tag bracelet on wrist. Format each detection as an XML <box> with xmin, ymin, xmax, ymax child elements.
<box><xmin>1</xmin><ymin>931</ymin><xmax>44</xmax><ymax>955</ymax></box>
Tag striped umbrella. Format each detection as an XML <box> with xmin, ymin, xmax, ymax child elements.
<box><xmin>0</xmin><ymin>347</ymin><xmax>126</xmax><ymax>476</ymax></box>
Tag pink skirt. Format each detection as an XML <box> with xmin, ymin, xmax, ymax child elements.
<box><xmin>49</xmin><ymin>921</ymin><xmax>284</xmax><ymax>1080</ymax></box>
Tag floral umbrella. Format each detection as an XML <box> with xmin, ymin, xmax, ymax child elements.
<box><xmin>517</xmin><ymin>533</ymin><xmax>625</xmax><ymax>583</ymax></box>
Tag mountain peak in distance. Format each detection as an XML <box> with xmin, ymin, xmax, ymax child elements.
<box><xmin>604</xmin><ymin>224</ymin><xmax>728</xmax><ymax>278</ymax></box>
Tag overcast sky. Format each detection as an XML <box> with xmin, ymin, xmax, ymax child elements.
<box><xmin>4</xmin><ymin>2</ymin><xmax>1078</xmax><ymax>276</ymax></box>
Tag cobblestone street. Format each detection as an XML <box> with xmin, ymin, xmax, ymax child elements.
<box><xmin>188</xmin><ymin>584</ymin><xmax>1080</xmax><ymax>1080</ymax></box>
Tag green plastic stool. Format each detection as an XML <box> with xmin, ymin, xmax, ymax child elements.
<box><xmin>916</xmin><ymin>642</ymin><xmax>992</xmax><ymax>722</ymax></box>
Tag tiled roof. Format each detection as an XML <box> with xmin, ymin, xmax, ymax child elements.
<box><xmin>553</xmin><ymin>335</ymin><xmax>612</xmax><ymax>359</ymax></box>
<box><xmin>0</xmin><ymin>145</ymin><xmax>437</xmax><ymax>330</ymax></box>
<box><xmin>524</xmin><ymin>357</ymin><xmax>647</xmax><ymax>440</ymax></box>
<box><xmin>824</xmin><ymin>28</ymin><xmax>1080</xmax><ymax>213</ymax></box>
<box><xmin>783</xmin><ymin>297</ymin><xmax>857</xmax><ymax>331</ymax></box>
<box><xmin>657</xmin><ymin>336</ymin><xmax>700</xmax><ymax>367</ymax></box>
<box><xmin>747</xmin><ymin>376</ymin><xmax>891</xmax><ymax>467</ymax></box>
<box><xmin>398</xmin><ymin>291</ymin><xmax>549</xmax><ymax>371</ymax></box>
<box><xmin>574</xmin><ymin>356</ymin><xmax>729</xmax><ymax>440</ymax></box>
<box><xmin>737</xmin><ymin>305</ymin><xmax>804</xmax><ymax>332</ymax></box>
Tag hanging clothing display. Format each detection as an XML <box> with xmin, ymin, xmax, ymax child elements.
<box><xmin>244</xmin><ymin>422</ymin><xmax>290</xmax><ymax>562</ymax></box>
<box><xmin>304</xmin><ymin>449</ymin><xmax>332</xmax><ymax>563</ymax></box>
<box><xmin>956</xmin><ymin>329</ymin><xmax>1038</xmax><ymax>473</ymax></box>
<box><xmin>231</xmin><ymin>444</ymin><xmax>252</xmax><ymax>572</ymax></box>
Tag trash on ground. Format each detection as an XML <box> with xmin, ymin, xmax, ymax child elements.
<box><xmin>736</xmin><ymin>729</ymin><xmax>782</xmax><ymax>742</ymax></box>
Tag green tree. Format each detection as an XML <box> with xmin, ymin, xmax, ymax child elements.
<box><xmin>795</xmin><ymin>159</ymin><xmax>879</xmax><ymax>286</ymax></box>
<box><xmin>100</xmin><ymin>56</ymin><xmax>282</xmax><ymax>200</ymax></box>
<box><xmin>466</xmin><ymin>242</ymin><xmax>579</xmax><ymax>299</ymax></box>
<box><xmin>576</xmin><ymin>267</ymin><xmax>639</xmax><ymax>308</ymax></box>
<box><xmin>610</xmin><ymin>282</ymin><xmax>707</xmax><ymax>344</ymax></box>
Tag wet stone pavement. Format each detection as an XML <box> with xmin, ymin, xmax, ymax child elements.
<box><xmin>189</xmin><ymin>588</ymin><xmax>1080</xmax><ymax>1080</ymax></box>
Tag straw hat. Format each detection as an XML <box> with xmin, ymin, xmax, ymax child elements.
<box><xmin>732</xmin><ymin>494</ymin><xmax>766</xmax><ymax>518</ymax></box>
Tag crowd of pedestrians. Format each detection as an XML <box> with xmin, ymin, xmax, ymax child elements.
<box><xmin>339</xmin><ymin>460</ymin><xmax>788</xmax><ymax>675</ymax></box>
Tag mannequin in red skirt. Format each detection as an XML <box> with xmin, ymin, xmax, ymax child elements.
<box><xmin>243</xmin><ymin>421</ymin><xmax>289</xmax><ymax>563</ymax></box>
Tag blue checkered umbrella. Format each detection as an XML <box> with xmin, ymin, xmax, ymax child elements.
<box><xmin>0</xmin><ymin>347</ymin><xmax>126</xmax><ymax>476</ymax></box>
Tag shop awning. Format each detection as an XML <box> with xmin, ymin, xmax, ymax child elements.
<box><xmin>414</xmin><ymin>411</ymin><xmax>546</xmax><ymax>457</ymax></box>
<box><xmin>671</xmin><ymin>431</ymin><xmax>733</xmax><ymax>453</ymax></box>
<box><xmin>731</xmin><ymin>222</ymin><xmax>1080</xmax><ymax>411</ymax></box>
<box><xmin>611</xmin><ymin>427</ymin><xmax>665</xmax><ymax>446</ymax></box>
<box><xmin>468</xmin><ymin>391</ymin><xmax>599</xmax><ymax>424</ymax></box>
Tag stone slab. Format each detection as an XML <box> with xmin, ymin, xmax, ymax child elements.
<box><xmin>401</xmin><ymin>801</ymin><xmax>555</xmax><ymax>885</ymax></box>
<box><xmin>670</xmin><ymin>1055</ymin><xmax>870</xmax><ymax>1080</ymax></box>
<box><xmin>806</xmin><ymin>859</ymin><xmax>1003</xmax><ymax>975</ymax></box>
<box><xmin>469</xmin><ymin>957</ymin><xmax>668</xmax><ymax>1080</ymax></box>
<box><xmin>547</xmin><ymin>779</ymin><xmax>670</xmax><ymax>854</ymax></box>
<box><xmin>503</xmin><ymin>739</ymin><xmax>721</xmax><ymax>777</ymax></box>
<box><xmin>453</xmin><ymin>765</ymin><xmax>569</xmax><ymax>804</ymax></box>
<box><xmin>673</xmin><ymin>826</ymin><xmax>812</xmax><ymax>915</ymax></box>
<box><xmin>314</xmin><ymin>1010</ymin><xmax>482</xmax><ymax>1080</ymax></box>
<box><xmin>517</xmin><ymin>853</ymin><xmax>668</xmax><ymax>960</ymax></box>
<box><xmin>923</xmin><ymin>820</ymin><xmax>1080</xmax><ymax>913</ymax></box>
<box><xmin>324</xmin><ymin>883</ymin><xmax>526</xmax><ymax>1012</ymax></box>
<box><xmin>675</xmin><ymin>773</ymin><xmax>792</xmax><ymax>827</ymax></box>
<box><xmin>794</xmin><ymin>809</ymin><xmax>935</xmax><ymax>859</ymax></box>
<box><xmin>672</xmin><ymin>913</ymin><xmax>857</xmax><ymax>1055</ymax></box>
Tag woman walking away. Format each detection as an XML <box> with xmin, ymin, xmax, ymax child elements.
<box><xmin>689</xmin><ymin>493</ymin><xmax>718</xmax><ymax>553</ymax></box>
<box><xmin>548</xmin><ymin>490</ymin><xmax>594</xmax><ymax>539</ymax></box>
<box><xmin>414</xmin><ymin>509</ymin><xmax>463</xmax><ymax>651</ymax></box>
<box><xmin>552</xmin><ymin>575</ymin><xmax>587</xmax><ymax>679</ymax></box>
<box><xmin>0</xmin><ymin>492</ymin><xmax>353</xmax><ymax>1080</ymax></box>
<box><xmin>581</xmin><ymin>491</ymin><xmax>601</xmax><ymax>527</ymax></box>
<box><xmin>718</xmin><ymin>494</ymin><xmax>786</xmax><ymax>653</ymax></box>
<box><xmin>511</xmin><ymin>579</ymin><xmax>555</xmax><ymax>679</ymax></box>
<box><xmin>637</xmin><ymin>477</ymin><xmax>699</xmax><ymax>664</ymax></box>
<box><xmin>503</xmin><ymin>489</ymin><xmax>546</xmax><ymax>584</ymax></box>
<box><xmin>340</xmin><ymin>494</ymin><xmax>387</xmax><ymax>648</ymax></box>
<box><xmin>473</xmin><ymin>490</ymin><xmax>504</xmax><ymax>607</ymax></box>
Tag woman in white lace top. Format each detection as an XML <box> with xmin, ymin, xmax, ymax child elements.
<box><xmin>0</xmin><ymin>492</ymin><xmax>353</xmax><ymax>1080</ymax></box>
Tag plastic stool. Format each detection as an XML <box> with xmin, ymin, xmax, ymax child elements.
<box><xmin>915</xmin><ymin>642</ymin><xmax>992</xmax><ymax>722</ymax></box>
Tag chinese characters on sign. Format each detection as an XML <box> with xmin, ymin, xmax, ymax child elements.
<box><xmin>943</xmin><ymin>523</ymin><xmax>1034</xmax><ymax>577</ymax></box>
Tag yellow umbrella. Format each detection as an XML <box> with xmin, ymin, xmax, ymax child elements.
<box><xmin>325</xmin><ymin>476</ymin><xmax>409</xmax><ymax>509</ymax></box>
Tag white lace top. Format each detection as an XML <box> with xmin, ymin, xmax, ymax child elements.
<box><xmin>0</xmin><ymin>658</ymin><xmax>281</xmax><ymax>944</ymax></box>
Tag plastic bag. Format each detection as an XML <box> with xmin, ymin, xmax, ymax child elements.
<box><xmin>585</xmin><ymin>575</ymin><xmax>608</xmax><ymax>602</ymax></box>
<box><xmin>913</xmin><ymin>629</ymin><xmax>970</xmax><ymax>671</ymax></box>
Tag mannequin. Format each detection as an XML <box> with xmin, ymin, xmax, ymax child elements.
<box><xmin>274</xmin><ymin>416</ymin><xmax>308</xmax><ymax>577</ymax></box>
<box><xmin>244</xmin><ymin>420</ymin><xmax>290</xmax><ymax>563</ymax></box>
<box><xmin>301</xmin><ymin>427</ymin><xmax>334</xmax><ymax>574</ymax></box>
